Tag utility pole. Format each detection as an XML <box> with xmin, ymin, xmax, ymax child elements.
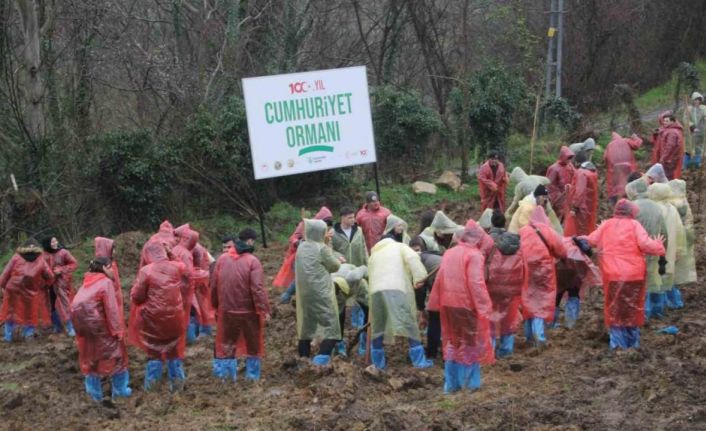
<box><xmin>544</xmin><ymin>0</ymin><xmax>564</xmax><ymax>99</ymax></box>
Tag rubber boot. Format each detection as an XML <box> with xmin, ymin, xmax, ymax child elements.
<box><xmin>212</xmin><ymin>358</ymin><xmax>237</xmax><ymax>381</ymax></box>
<box><xmin>335</xmin><ymin>341</ymin><xmax>347</xmax><ymax>358</ymax></box>
<box><xmin>111</xmin><ymin>370</ymin><xmax>132</xmax><ymax>398</ymax></box>
<box><xmin>358</xmin><ymin>332</ymin><xmax>367</xmax><ymax>357</ymax></box>
<box><xmin>245</xmin><ymin>357</ymin><xmax>261</xmax><ymax>381</ymax></box>
<box><xmin>694</xmin><ymin>154</ymin><xmax>702</xmax><ymax>169</ymax></box>
<box><xmin>666</xmin><ymin>286</ymin><xmax>684</xmax><ymax>309</ymax></box>
<box><xmin>457</xmin><ymin>362</ymin><xmax>481</xmax><ymax>390</ymax></box>
<box><xmin>371</xmin><ymin>348</ymin><xmax>386</xmax><ymax>369</ymax></box>
<box><xmin>3</xmin><ymin>321</ymin><xmax>15</xmax><ymax>342</ymax></box>
<box><xmin>186</xmin><ymin>316</ymin><xmax>198</xmax><ymax>344</ymax></box>
<box><xmin>496</xmin><ymin>335</ymin><xmax>514</xmax><ymax>359</ymax></box>
<box><xmin>312</xmin><ymin>354</ymin><xmax>331</xmax><ymax>366</ymax></box>
<box><xmin>51</xmin><ymin>311</ymin><xmax>63</xmax><ymax>334</ymax></box>
<box><xmin>84</xmin><ymin>375</ymin><xmax>103</xmax><ymax>401</ymax></box>
<box><xmin>524</xmin><ymin>318</ymin><xmax>546</xmax><ymax>345</ymax></box>
<box><xmin>408</xmin><ymin>345</ymin><xmax>433</xmax><ymax>368</ymax></box>
<box><xmin>443</xmin><ymin>361</ymin><xmax>460</xmax><ymax>393</ymax></box>
<box><xmin>609</xmin><ymin>326</ymin><xmax>629</xmax><ymax>350</ymax></box>
<box><xmin>167</xmin><ymin>359</ymin><xmax>186</xmax><ymax>391</ymax></box>
<box><xmin>549</xmin><ymin>307</ymin><xmax>561</xmax><ymax>329</ymax></box>
<box><xmin>65</xmin><ymin>320</ymin><xmax>76</xmax><ymax>337</ymax></box>
<box><xmin>565</xmin><ymin>297</ymin><xmax>580</xmax><ymax>329</ymax></box>
<box><xmin>279</xmin><ymin>282</ymin><xmax>296</xmax><ymax>304</ymax></box>
<box><xmin>22</xmin><ymin>326</ymin><xmax>35</xmax><ymax>339</ymax></box>
<box><xmin>144</xmin><ymin>360</ymin><xmax>163</xmax><ymax>390</ymax></box>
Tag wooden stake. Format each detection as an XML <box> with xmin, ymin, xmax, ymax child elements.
<box><xmin>530</xmin><ymin>94</ymin><xmax>541</xmax><ymax>173</ymax></box>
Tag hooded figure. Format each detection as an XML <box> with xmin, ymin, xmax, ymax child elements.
<box><xmin>294</xmin><ymin>219</ymin><xmax>341</xmax><ymax>365</ymax></box>
<box><xmin>625</xmin><ymin>179</ymin><xmax>668</xmax><ymax>317</ymax></box>
<box><xmin>172</xmin><ymin>227</ymin><xmax>209</xmax><ymax>343</ymax></box>
<box><xmin>139</xmin><ymin>220</ymin><xmax>178</xmax><ymax>269</ymax></box>
<box><xmin>419</xmin><ymin>211</ymin><xmax>462</xmax><ymax>251</ymax></box>
<box><xmin>274</xmin><ymin>206</ymin><xmax>332</xmax><ymax>291</ymax></box>
<box><xmin>0</xmin><ymin>240</ymin><xmax>54</xmax><ymax>341</ymax></box>
<box><xmin>94</xmin><ymin>237</ymin><xmax>123</xmax><ymax>319</ymax></box>
<box><xmin>668</xmin><ymin>179</ymin><xmax>697</xmax><ymax>292</ymax></box>
<box><xmin>477</xmin><ymin>155</ymin><xmax>508</xmax><ymax>212</ymax></box>
<box><xmin>563</xmin><ymin>161</ymin><xmax>599</xmax><ymax>236</ymax></box>
<box><xmin>653</xmin><ymin>111</ymin><xmax>685</xmax><ymax>179</ymax></box>
<box><xmin>368</xmin><ymin>218</ymin><xmax>432</xmax><ymax>369</ymax></box>
<box><xmin>356</xmin><ymin>192</ymin><xmax>392</xmax><ymax>251</ymax></box>
<box><xmin>332</xmin><ymin>264</ymin><xmax>369</xmax><ymax>356</ymax></box>
<box><xmin>41</xmin><ymin>236</ymin><xmax>78</xmax><ymax>336</ymax></box>
<box><xmin>331</xmin><ymin>211</ymin><xmax>368</xmax><ymax>268</ymax></box>
<box><xmin>518</xmin><ymin>207</ymin><xmax>568</xmax><ymax>345</ymax></box>
<box><xmin>508</xmin><ymin>186</ymin><xmax>563</xmax><ymax>235</ymax></box>
<box><xmin>381</xmin><ymin>214</ymin><xmax>411</xmax><ymax>245</ymax></box>
<box><xmin>128</xmin><ymin>242</ymin><xmax>188</xmax><ymax>391</ymax></box>
<box><xmin>211</xmin><ymin>238</ymin><xmax>270</xmax><ymax>381</ymax></box>
<box><xmin>569</xmin><ymin>138</ymin><xmax>596</xmax><ymax>163</ymax></box>
<box><xmin>71</xmin><ymin>258</ymin><xmax>131</xmax><ymax>401</ymax></box>
<box><xmin>428</xmin><ymin>221</ymin><xmax>494</xmax><ymax>393</ymax></box>
<box><xmin>477</xmin><ymin>209</ymin><xmax>494</xmax><ymax>231</ymax></box>
<box><xmin>604</xmin><ymin>132</ymin><xmax>642</xmax><ymax>202</ymax></box>
<box><xmin>583</xmin><ymin>199</ymin><xmax>665</xmax><ymax>349</ymax></box>
<box><xmin>505</xmin><ymin>167</ymin><xmax>551</xmax><ymax>220</ymax></box>
<box><xmin>545</xmin><ymin>146</ymin><xmax>576</xmax><ymax>220</ymax></box>
<box><xmin>484</xmin><ymin>223</ymin><xmax>527</xmax><ymax>358</ymax></box>
<box><xmin>686</xmin><ymin>92</ymin><xmax>706</xmax><ymax>168</ymax></box>
<box><xmin>647</xmin><ymin>183</ymin><xmax>686</xmax><ymax>318</ymax></box>
<box><xmin>644</xmin><ymin>163</ymin><xmax>668</xmax><ymax>184</ymax></box>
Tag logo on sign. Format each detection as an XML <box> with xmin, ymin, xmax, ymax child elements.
<box><xmin>274</xmin><ymin>161</ymin><xmax>282</xmax><ymax>170</ymax></box>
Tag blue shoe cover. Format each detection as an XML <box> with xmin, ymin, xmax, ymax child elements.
<box><xmin>245</xmin><ymin>357</ymin><xmax>261</xmax><ymax>380</ymax></box>
<box><xmin>312</xmin><ymin>354</ymin><xmax>331</xmax><ymax>366</ymax></box>
<box><xmin>525</xmin><ymin>318</ymin><xmax>546</xmax><ymax>344</ymax></box>
<box><xmin>409</xmin><ymin>345</ymin><xmax>433</xmax><ymax>368</ymax></box>
<box><xmin>565</xmin><ymin>298</ymin><xmax>580</xmax><ymax>329</ymax></box>
<box><xmin>693</xmin><ymin>154</ymin><xmax>702</xmax><ymax>169</ymax></box>
<box><xmin>198</xmin><ymin>325</ymin><xmax>213</xmax><ymax>337</ymax></box>
<box><xmin>549</xmin><ymin>307</ymin><xmax>561</xmax><ymax>329</ymax></box>
<box><xmin>3</xmin><ymin>321</ymin><xmax>15</xmax><ymax>342</ymax></box>
<box><xmin>683</xmin><ymin>154</ymin><xmax>691</xmax><ymax>169</ymax></box>
<box><xmin>496</xmin><ymin>335</ymin><xmax>514</xmax><ymax>358</ymax></box>
<box><xmin>371</xmin><ymin>348</ymin><xmax>386</xmax><ymax>369</ymax></box>
<box><xmin>167</xmin><ymin>359</ymin><xmax>186</xmax><ymax>390</ymax></box>
<box><xmin>649</xmin><ymin>293</ymin><xmax>666</xmax><ymax>318</ymax></box>
<box><xmin>335</xmin><ymin>341</ymin><xmax>347</xmax><ymax>358</ymax></box>
<box><xmin>666</xmin><ymin>287</ymin><xmax>684</xmax><ymax>309</ymax></box>
<box><xmin>51</xmin><ymin>311</ymin><xmax>63</xmax><ymax>333</ymax></box>
<box><xmin>186</xmin><ymin>316</ymin><xmax>198</xmax><ymax>344</ymax></box>
<box><xmin>657</xmin><ymin>326</ymin><xmax>679</xmax><ymax>335</ymax></box>
<box><xmin>358</xmin><ymin>332</ymin><xmax>367</xmax><ymax>357</ymax></box>
<box><xmin>444</xmin><ymin>361</ymin><xmax>460</xmax><ymax>393</ymax></box>
<box><xmin>22</xmin><ymin>326</ymin><xmax>35</xmax><ymax>339</ymax></box>
<box><xmin>111</xmin><ymin>370</ymin><xmax>132</xmax><ymax>398</ymax></box>
<box><xmin>213</xmin><ymin>358</ymin><xmax>237</xmax><ymax>381</ymax></box>
<box><xmin>609</xmin><ymin>326</ymin><xmax>640</xmax><ymax>349</ymax></box>
<box><xmin>644</xmin><ymin>293</ymin><xmax>652</xmax><ymax>321</ymax></box>
<box><xmin>85</xmin><ymin>375</ymin><xmax>103</xmax><ymax>401</ymax></box>
<box><xmin>457</xmin><ymin>362</ymin><xmax>481</xmax><ymax>390</ymax></box>
<box><xmin>66</xmin><ymin>320</ymin><xmax>76</xmax><ymax>337</ymax></box>
<box><xmin>351</xmin><ymin>304</ymin><xmax>365</xmax><ymax>329</ymax></box>
<box><xmin>144</xmin><ymin>360</ymin><xmax>163</xmax><ymax>390</ymax></box>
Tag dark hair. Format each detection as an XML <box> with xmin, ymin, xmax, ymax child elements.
<box><xmin>340</xmin><ymin>206</ymin><xmax>355</xmax><ymax>217</ymax></box>
<box><xmin>491</xmin><ymin>210</ymin><xmax>506</xmax><ymax>228</ymax></box>
<box><xmin>408</xmin><ymin>236</ymin><xmax>427</xmax><ymax>251</ymax></box>
<box><xmin>665</xmin><ymin>114</ymin><xmax>677</xmax><ymax>122</ymax></box>
<box><xmin>221</xmin><ymin>234</ymin><xmax>236</xmax><ymax>244</ymax></box>
<box><xmin>88</xmin><ymin>256</ymin><xmax>111</xmax><ymax>273</ymax></box>
<box><xmin>627</xmin><ymin>171</ymin><xmax>643</xmax><ymax>183</ymax></box>
<box><xmin>418</xmin><ymin>210</ymin><xmax>435</xmax><ymax>234</ymax></box>
<box><xmin>323</xmin><ymin>217</ymin><xmax>334</xmax><ymax>227</ymax></box>
<box><xmin>238</xmin><ymin>228</ymin><xmax>258</xmax><ymax>241</ymax></box>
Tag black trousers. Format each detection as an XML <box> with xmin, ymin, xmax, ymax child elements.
<box><xmin>426</xmin><ymin>311</ymin><xmax>441</xmax><ymax>358</ymax></box>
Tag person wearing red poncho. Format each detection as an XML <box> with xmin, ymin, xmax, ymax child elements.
<box><xmin>477</xmin><ymin>151</ymin><xmax>508</xmax><ymax>213</ymax></box>
<box><xmin>129</xmin><ymin>242</ymin><xmax>188</xmax><ymax>391</ymax></box>
<box><xmin>275</xmin><ymin>207</ymin><xmax>333</xmax><ymax>303</ymax></box>
<box><xmin>94</xmin><ymin>237</ymin><xmax>123</xmax><ymax>319</ymax></box>
<box><xmin>175</xmin><ymin>224</ymin><xmax>214</xmax><ymax>341</ymax></box>
<box><xmin>545</xmin><ymin>146</ymin><xmax>575</xmax><ymax>221</ymax></box>
<box><xmin>1</xmin><ymin>239</ymin><xmax>54</xmax><ymax>341</ymax></box>
<box><xmin>355</xmin><ymin>192</ymin><xmax>391</xmax><ymax>252</ymax></box>
<box><xmin>211</xmin><ymin>228</ymin><xmax>270</xmax><ymax>382</ymax></box>
<box><xmin>71</xmin><ymin>257</ymin><xmax>131</xmax><ymax>401</ymax></box>
<box><xmin>42</xmin><ymin>236</ymin><xmax>78</xmax><ymax>336</ymax></box>
<box><xmin>563</xmin><ymin>161</ymin><xmax>599</xmax><ymax>237</ymax></box>
<box><xmin>604</xmin><ymin>132</ymin><xmax>642</xmax><ymax>205</ymax></box>
<box><xmin>139</xmin><ymin>220</ymin><xmax>178</xmax><ymax>269</ymax></box>
<box><xmin>653</xmin><ymin>112</ymin><xmax>685</xmax><ymax>180</ymax></box>
<box><xmin>519</xmin><ymin>206</ymin><xmax>567</xmax><ymax>346</ymax></box>
<box><xmin>582</xmin><ymin>199</ymin><xmax>665</xmax><ymax>349</ymax></box>
<box><xmin>428</xmin><ymin>220</ymin><xmax>494</xmax><ymax>393</ymax></box>
<box><xmin>172</xmin><ymin>227</ymin><xmax>209</xmax><ymax>344</ymax></box>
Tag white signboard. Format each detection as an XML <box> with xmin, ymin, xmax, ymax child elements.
<box><xmin>242</xmin><ymin>66</ymin><xmax>377</xmax><ymax>179</ymax></box>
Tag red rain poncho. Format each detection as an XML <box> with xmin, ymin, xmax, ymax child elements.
<box><xmin>485</xmin><ymin>229</ymin><xmax>528</xmax><ymax>338</ymax></box>
<box><xmin>563</xmin><ymin>167</ymin><xmax>599</xmax><ymax>236</ymax></box>
<box><xmin>273</xmin><ymin>207</ymin><xmax>333</xmax><ymax>288</ymax></box>
<box><xmin>192</xmin><ymin>243</ymin><xmax>215</xmax><ymax>326</ymax></box>
<box><xmin>584</xmin><ymin>200</ymin><xmax>665</xmax><ymax>327</ymax></box>
<box><xmin>428</xmin><ymin>223</ymin><xmax>494</xmax><ymax>366</ymax></box>
<box><xmin>655</xmin><ymin>121</ymin><xmax>685</xmax><ymax>180</ymax></box>
<box><xmin>519</xmin><ymin>208</ymin><xmax>567</xmax><ymax>321</ymax></box>
<box><xmin>71</xmin><ymin>272</ymin><xmax>128</xmax><ymax>377</ymax></box>
<box><xmin>94</xmin><ymin>237</ymin><xmax>123</xmax><ymax>318</ymax></box>
<box><xmin>44</xmin><ymin>248</ymin><xmax>78</xmax><ymax>324</ymax></box>
<box><xmin>139</xmin><ymin>220</ymin><xmax>178</xmax><ymax>269</ymax></box>
<box><xmin>477</xmin><ymin>160</ymin><xmax>508</xmax><ymax>213</ymax></box>
<box><xmin>356</xmin><ymin>204</ymin><xmax>392</xmax><ymax>251</ymax></box>
<box><xmin>171</xmin><ymin>228</ymin><xmax>208</xmax><ymax>324</ymax></box>
<box><xmin>545</xmin><ymin>146</ymin><xmax>575</xmax><ymax>220</ymax></box>
<box><xmin>651</xmin><ymin>112</ymin><xmax>668</xmax><ymax>165</ymax></box>
<box><xmin>604</xmin><ymin>132</ymin><xmax>642</xmax><ymax>199</ymax></box>
<box><xmin>0</xmin><ymin>249</ymin><xmax>54</xmax><ymax>326</ymax></box>
<box><xmin>211</xmin><ymin>247</ymin><xmax>270</xmax><ymax>359</ymax></box>
<box><xmin>128</xmin><ymin>242</ymin><xmax>187</xmax><ymax>360</ymax></box>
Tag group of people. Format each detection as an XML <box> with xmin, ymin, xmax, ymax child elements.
<box><xmin>0</xmin><ymin>112</ymin><xmax>699</xmax><ymax>399</ymax></box>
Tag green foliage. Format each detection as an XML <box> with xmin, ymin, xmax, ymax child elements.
<box><xmin>505</xmin><ymin>133</ymin><xmax>556</xmax><ymax>175</ymax></box>
<box><xmin>674</xmin><ymin>61</ymin><xmax>701</xmax><ymax>107</ymax></box>
<box><xmin>467</xmin><ymin>65</ymin><xmax>529</xmax><ymax>157</ymax></box>
<box><xmin>93</xmin><ymin>130</ymin><xmax>174</xmax><ymax>229</ymax></box>
<box><xmin>372</xmin><ymin>85</ymin><xmax>443</xmax><ymax>167</ymax></box>
<box><xmin>541</xmin><ymin>97</ymin><xmax>582</xmax><ymax>134</ymax></box>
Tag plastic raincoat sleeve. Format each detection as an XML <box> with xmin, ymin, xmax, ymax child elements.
<box><xmin>402</xmin><ymin>244</ymin><xmax>428</xmax><ymax>285</ymax></box>
<box><xmin>101</xmin><ymin>280</ymin><xmax>125</xmax><ymax>338</ymax></box>
<box><xmin>248</xmin><ymin>258</ymin><xmax>270</xmax><ymax>315</ymax></box>
<box><xmin>465</xmin><ymin>253</ymin><xmax>493</xmax><ymax>319</ymax></box>
<box><xmin>634</xmin><ymin>222</ymin><xmax>667</xmax><ymax>256</ymax></box>
<box><xmin>130</xmin><ymin>268</ymin><xmax>150</xmax><ymax>305</ymax></box>
<box><xmin>54</xmin><ymin>251</ymin><xmax>78</xmax><ymax>275</ymax></box>
<box><xmin>0</xmin><ymin>257</ymin><xmax>15</xmax><ymax>290</ymax></box>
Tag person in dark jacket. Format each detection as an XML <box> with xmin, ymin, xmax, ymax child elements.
<box><xmin>409</xmin><ymin>236</ymin><xmax>443</xmax><ymax>359</ymax></box>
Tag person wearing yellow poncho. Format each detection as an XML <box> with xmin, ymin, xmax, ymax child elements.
<box><xmin>667</xmin><ymin>179</ymin><xmax>697</xmax><ymax>308</ymax></box>
<box><xmin>646</xmin><ymin>183</ymin><xmax>687</xmax><ymax>319</ymax></box>
<box><xmin>507</xmin><ymin>185</ymin><xmax>563</xmax><ymax>235</ymax></box>
<box><xmin>381</xmin><ymin>214</ymin><xmax>411</xmax><ymax>245</ymax></box>
<box><xmin>331</xmin><ymin>264</ymin><xmax>368</xmax><ymax>357</ymax></box>
<box><xmin>418</xmin><ymin>211</ymin><xmax>463</xmax><ymax>252</ymax></box>
<box><xmin>505</xmin><ymin>167</ymin><xmax>552</xmax><ymax>220</ymax></box>
<box><xmin>295</xmin><ymin>219</ymin><xmax>341</xmax><ymax>366</ymax></box>
<box><xmin>368</xmin><ymin>214</ymin><xmax>432</xmax><ymax>369</ymax></box>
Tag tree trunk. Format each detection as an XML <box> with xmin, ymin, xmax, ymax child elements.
<box><xmin>15</xmin><ymin>0</ymin><xmax>45</xmax><ymax>141</ymax></box>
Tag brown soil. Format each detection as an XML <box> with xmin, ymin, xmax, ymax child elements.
<box><xmin>2</xmin><ymin>174</ymin><xmax>706</xmax><ymax>431</ymax></box>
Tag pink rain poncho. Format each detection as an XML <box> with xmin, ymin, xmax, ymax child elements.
<box><xmin>604</xmin><ymin>132</ymin><xmax>642</xmax><ymax>200</ymax></box>
<box><xmin>94</xmin><ymin>237</ymin><xmax>123</xmax><ymax>318</ymax></box>
<box><xmin>139</xmin><ymin>220</ymin><xmax>178</xmax><ymax>269</ymax></box>
<box><xmin>428</xmin><ymin>222</ymin><xmax>494</xmax><ymax>366</ymax></box>
<box><xmin>654</xmin><ymin>117</ymin><xmax>685</xmax><ymax>180</ymax></box>
<box><xmin>477</xmin><ymin>160</ymin><xmax>508</xmax><ymax>212</ymax></box>
<box><xmin>545</xmin><ymin>146</ymin><xmax>575</xmax><ymax>220</ymax></box>
<box><xmin>563</xmin><ymin>166</ymin><xmax>599</xmax><ymax>236</ymax></box>
<box><xmin>0</xmin><ymin>244</ymin><xmax>54</xmax><ymax>326</ymax></box>
<box><xmin>43</xmin><ymin>246</ymin><xmax>78</xmax><ymax>325</ymax></box>
<box><xmin>356</xmin><ymin>203</ymin><xmax>392</xmax><ymax>251</ymax></box>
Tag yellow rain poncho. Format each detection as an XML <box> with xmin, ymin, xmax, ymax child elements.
<box><xmin>505</xmin><ymin>167</ymin><xmax>551</xmax><ymax>219</ymax></box>
<box><xmin>626</xmin><ymin>179</ymin><xmax>668</xmax><ymax>292</ymax></box>
<box><xmin>478</xmin><ymin>208</ymin><xmax>494</xmax><ymax>230</ymax></box>
<box><xmin>383</xmin><ymin>214</ymin><xmax>411</xmax><ymax>245</ymax></box>
<box><xmin>419</xmin><ymin>211</ymin><xmax>462</xmax><ymax>251</ymax></box>
<box><xmin>295</xmin><ymin>219</ymin><xmax>342</xmax><ymax>341</ymax></box>
<box><xmin>368</xmin><ymin>237</ymin><xmax>427</xmax><ymax>343</ymax></box>
<box><xmin>507</xmin><ymin>194</ymin><xmax>563</xmax><ymax>235</ymax></box>
<box><xmin>668</xmin><ymin>180</ymin><xmax>697</xmax><ymax>285</ymax></box>
<box><xmin>331</xmin><ymin>223</ymin><xmax>368</xmax><ymax>267</ymax></box>
<box><xmin>332</xmin><ymin>264</ymin><xmax>369</xmax><ymax>310</ymax></box>
<box><xmin>647</xmin><ymin>183</ymin><xmax>687</xmax><ymax>291</ymax></box>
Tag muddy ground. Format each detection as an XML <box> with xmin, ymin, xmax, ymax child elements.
<box><xmin>2</xmin><ymin>174</ymin><xmax>706</xmax><ymax>431</ymax></box>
